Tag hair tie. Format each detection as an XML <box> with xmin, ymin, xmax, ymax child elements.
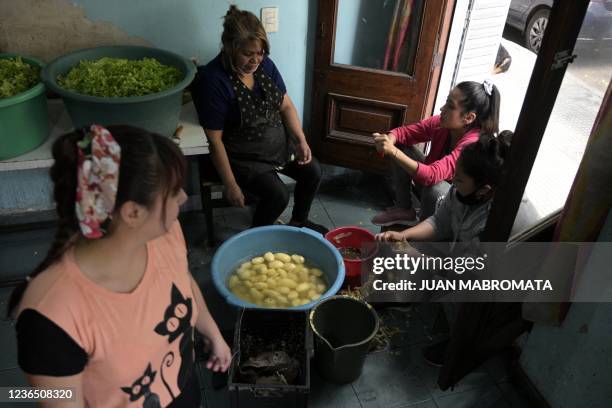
<box><xmin>75</xmin><ymin>125</ymin><xmax>121</xmax><ymax>239</ymax></box>
<box><xmin>482</xmin><ymin>79</ymin><xmax>493</xmax><ymax>96</ymax></box>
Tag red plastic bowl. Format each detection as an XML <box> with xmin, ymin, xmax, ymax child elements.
<box><xmin>325</xmin><ymin>226</ymin><xmax>377</xmax><ymax>288</ymax></box>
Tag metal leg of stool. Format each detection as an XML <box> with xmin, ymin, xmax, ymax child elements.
<box><xmin>201</xmin><ymin>184</ymin><xmax>215</xmax><ymax>247</ymax></box>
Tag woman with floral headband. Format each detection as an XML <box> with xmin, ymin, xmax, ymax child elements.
<box><xmin>372</xmin><ymin>80</ymin><xmax>501</xmax><ymax>226</ymax></box>
<box><xmin>9</xmin><ymin>125</ymin><xmax>231</xmax><ymax>407</ymax></box>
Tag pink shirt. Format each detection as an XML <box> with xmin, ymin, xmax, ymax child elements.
<box><xmin>390</xmin><ymin>115</ymin><xmax>480</xmax><ymax>186</ymax></box>
<box><xmin>18</xmin><ymin>222</ymin><xmax>199</xmax><ymax>407</ymax></box>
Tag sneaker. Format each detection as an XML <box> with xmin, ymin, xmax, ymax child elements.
<box><xmin>371</xmin><ymin>207</ymin><xmax>418</xmax><ymax>226</ymax></box>
<box><xmin>422</xmin><ymin>339</ymin><xmax>449</xmax><ymax>367</ymax></box>
<box><xmin>290</xmin><ymin>219</ymin><xmax>329</xmax><ymax>235</ymax></box>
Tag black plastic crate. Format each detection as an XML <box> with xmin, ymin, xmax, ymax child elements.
<box><xmin>228</xmin><ymin>308</ymin><xmax>313</xmax><ymax>408</ymax></box>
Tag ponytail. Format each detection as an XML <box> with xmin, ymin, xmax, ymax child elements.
<box><xmin>7</xmin><ymin>132</ymin><xmax>82</xmax><ymax>317</ymax></box>
<box><xmin>455</xmin><ymin>81</ymin><xmax>501</xmax><ymax>135</ymax></box>
<box><xmin>7</xmin><ymin>126</ymin><xmax>186</xmax><ymax>318</ymax></box>
<box><xmin>457</xmin><ymin>131</ymin><xmax>513</xmax><ymax>188</ymax></box>
<box><xmin>481</xmin><ymin>85</ymin><xmax>500</xmax><ymax>135</ymax></box>
<box><xmin>497</xmin><ymin>130</ymin><xmax>513</xmax><ymax>159</ymax></box>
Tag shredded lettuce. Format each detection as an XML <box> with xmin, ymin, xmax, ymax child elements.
<box><xmin>0</xmin><ymin>57</ymin><xmax>40</xmax><ymax>99</ymax></box>
<box><xmin>58</xmin><ymin>57</ymin><xmax>183</xmax><ymax>97</ymax></box>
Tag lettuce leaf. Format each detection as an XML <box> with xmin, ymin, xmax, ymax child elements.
<box><xmin>58</xmin><ymin>57</ymin><xmax>183</xmax><ymax>97</ymax></box>
<box><xmin>0</xmin><ymin>57</ymin><xmax>40</xmax><ymax>99</ymax></box>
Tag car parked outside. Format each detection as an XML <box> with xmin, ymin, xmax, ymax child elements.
<box><xmin>506</xmin><ymin>0</ymin><xmax>612</xmax><ymax>53</ymax></box>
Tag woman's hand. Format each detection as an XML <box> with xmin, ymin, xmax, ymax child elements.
<box><xmin>226</xmin><ymin>183</ymin><xmax>245</xmax><ymax>207</ymax></box>
<box><xmin>206</xmin><ymin>336</ymin><xmax>232</xmax><ymax>373</ymax></box>
<box><xmin>297</xmin><ymin>139</ymin><xmax>312</xmax><ymax>165</ymax></box>
<box><xmin>373</xmin><ymin>133</ymin><xmax>398</xmax><ymax>157</ymax></box>
<box><xmin>375</xmin><ymin>230</ymin><xmax>406</xmax><ymax>242</ymax></box>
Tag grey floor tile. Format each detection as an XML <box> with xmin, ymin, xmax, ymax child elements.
<box><xmin>497</xmin><ymin>382</ymin><xmax>532</xmax><ymax>408</ymax></box>
<box><xmin>0</xmin><ymin>320</ymin><xmax>17</xmax><ymax>370</ymax></box>
<box><xmin>353</xmin><ymin>349</ymin><xmax>431</xmax><ymax>408</ymax></box>
<box><xmin>309</xmin><ymin>370</ymin><xmax>362</xmax><ymax>408</ymax></box>
<box><xmin>321</xmin><ymin>200</ymin><xmax>379</xmax><ymax>230</ymax></box>
<box><xmin>434</xmin><ymin>385</ymin><xmax>510</xmax><ymax>408</ymax></box>
<box><xmin>215</xmin><ymin>212</ymin><xmax>252</xmax><ymax>242</ymax></box>
<box><xmin>278</xmin><ymin>202</ymin><xmax>334</xmax><ymax>230</ymax></box>
<box><xmin>397</xmin><ymin>400</ymin><xmax>439</xmax><ymax>408</ymax></box>
<box><xmin>403</xmin><ymin>345</ymin><xmax>495</xmax><ymax>399</ymax></box>
<box><xmin>482</xmin><ymin>356</ymin><xmax>511</xmax><ymax>384</ymax></box>
<box><xmin>377</xmin><ymin>307</ymin><xmax>431</xmax><ymax>349</ymax></box>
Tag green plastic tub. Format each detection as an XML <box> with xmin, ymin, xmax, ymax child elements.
<box><xmin>0</xmin><ymin>54</ymin><xmax>49</xmax><ymax>160</ymax></box>
<box><xmin>41</xmin><ymin>46</ymin><xmax>195</xmax><ymax>137</ymax></box>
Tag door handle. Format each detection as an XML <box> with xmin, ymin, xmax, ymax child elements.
<box><xmin>318</xmin><ymin>22</ymin><xmax>326</xmax><ymax>38</ymax></box>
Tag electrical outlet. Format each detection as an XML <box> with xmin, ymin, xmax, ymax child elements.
<box><xmin>261</xmin><ymin>7</ymin><xmax>278</xmax><ymax>33</ymax></box>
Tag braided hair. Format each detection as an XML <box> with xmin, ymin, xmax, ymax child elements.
<box><xmin>7</xmin><ymin>125</ymin><xmax>186</xmax><ymax>317</ymax></box>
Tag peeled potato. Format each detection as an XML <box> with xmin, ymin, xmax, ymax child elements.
<box><xmin>291</xmin><ymin>254</ymin><xmax>305</xmax><ymax>264</ymax></box>
<box><xmin>311</xmin><ymin>268</ymin><xmax>323</xmax><ymax>277</ymax></box>
<box><xmin>268</xmin><ymin>260</ymin><xmax>284</xmax><ymax>269</ymax></box>
<box><xmin>228</xmin><ymin>253</ymin><xmax>329</xmax><ymax>307</ymax></box>
<box><xmin>279</xmin><ymin>278</ymin><xmax>297</xmax><ymax>289</ymax></box>
<box><xmin>274</xmin><ymin>253</ymin><xmax>291</xmax><ymax>263</ymax></box>
<box><xmin>229</xmin><ymin>275</ymin><xmax>239</xmax><ymax>289</ymax></box>
<box><xmin>254</xmin><ymin>282</ymin><xmax>268</xmax><ymax>290</ymax></box>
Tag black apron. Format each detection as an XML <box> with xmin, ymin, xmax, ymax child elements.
<box><xmin>223</xmin><ymin>67</ymin><xmax>296</xmax><ymax>182</ymax></box>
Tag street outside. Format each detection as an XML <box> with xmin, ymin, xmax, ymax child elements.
<box><xmin>493</xmin><ymin>25</ymin><xmax>611</xmax><ymax>232</ymax></box>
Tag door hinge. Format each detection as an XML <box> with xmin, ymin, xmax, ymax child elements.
<box><xmin>432</xmin><ymin>34</ymin><xmax>443</xmax><ymax>70</ymax></box>
<box><xmin>318</xmin><ymin>22</ymin><xmax>326</xmax><ymax>38</ymax></box>
<box><xmin>433</xmin><ymin>53</ymin><xmax>443</xmax><ymax>68</ymax></box>
<box><xmin>551</xmin><ymin>50</ymin><xmax>577</xmax><ymax>70</ymax></box>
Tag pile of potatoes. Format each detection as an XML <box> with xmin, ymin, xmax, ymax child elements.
<box><xmin>228</xmin><ymin>252</ymin><xmax>328</xmax><ymax>308</ymax></box>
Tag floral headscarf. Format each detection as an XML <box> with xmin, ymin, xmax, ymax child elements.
<box><xmin>75</xmin><ymin>125</ymin><xmax>121</xmax><ymax>238</ymax></box>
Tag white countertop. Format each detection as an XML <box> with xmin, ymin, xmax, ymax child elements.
<box><xmin>0</xmin><ymin>99</ymin><xmax>208</xmax><ymax>172</ymax></box>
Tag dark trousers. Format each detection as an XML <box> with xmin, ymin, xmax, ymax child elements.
<box><xmin>238</xmin><ymin>158</ymin><xmax>322</xmax><ymax>227</ymax></box>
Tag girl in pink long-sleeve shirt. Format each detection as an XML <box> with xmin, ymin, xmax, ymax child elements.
<box><xmin>373</xmin><ymin>80</ymin><xmax>501</xmax><ymax>226</ymax></box>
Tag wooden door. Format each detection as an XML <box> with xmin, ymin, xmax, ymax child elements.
<box><xmin>310</xmin><ymin>0</ymin><xmax>454</xmax><ymax>173</ymax></box>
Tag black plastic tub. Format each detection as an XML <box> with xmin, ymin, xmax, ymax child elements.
<box><xmin>228</xmin><ymin>309</ymin><xmax>313</xmax><ymax>408</ymax></box>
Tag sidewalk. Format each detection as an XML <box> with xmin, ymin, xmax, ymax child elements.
<box><xmin>493</xmin><ymin>39</ymin><xmax>604</xmax><ymax>222</ymax></box>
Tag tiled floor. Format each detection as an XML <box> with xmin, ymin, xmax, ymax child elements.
<box><xmin>0</xmin><ymin>170</ymin><xmax>532</xmax><ymax>407</ymax></box>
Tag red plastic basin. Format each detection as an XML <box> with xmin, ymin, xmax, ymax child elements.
<box><xmin>325</xmin><ymin>226</ymin><xmax>377</xmax><ymax>288</ymax></box>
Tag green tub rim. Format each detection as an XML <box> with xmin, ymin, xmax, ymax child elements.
<box><xmin>41</xmin><ymin>45</ymin><xmax>196</xmax><ymax>105</ymax></box>
<box><xmin>0</xmin><ymin>53</ymin><xmax>46</xmax><ymax>108</ymax></box>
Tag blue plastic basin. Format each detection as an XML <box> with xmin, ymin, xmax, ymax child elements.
<box><xmin>211</xmin><ymin>226</ymin><xmax>345</xmax><ymax>310</ymax></box>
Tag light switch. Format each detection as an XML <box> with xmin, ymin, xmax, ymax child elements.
<box><xmin>261</xmin><ymin>7</ymin><xmax>278</xmax><ymax>33</ymax></box>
